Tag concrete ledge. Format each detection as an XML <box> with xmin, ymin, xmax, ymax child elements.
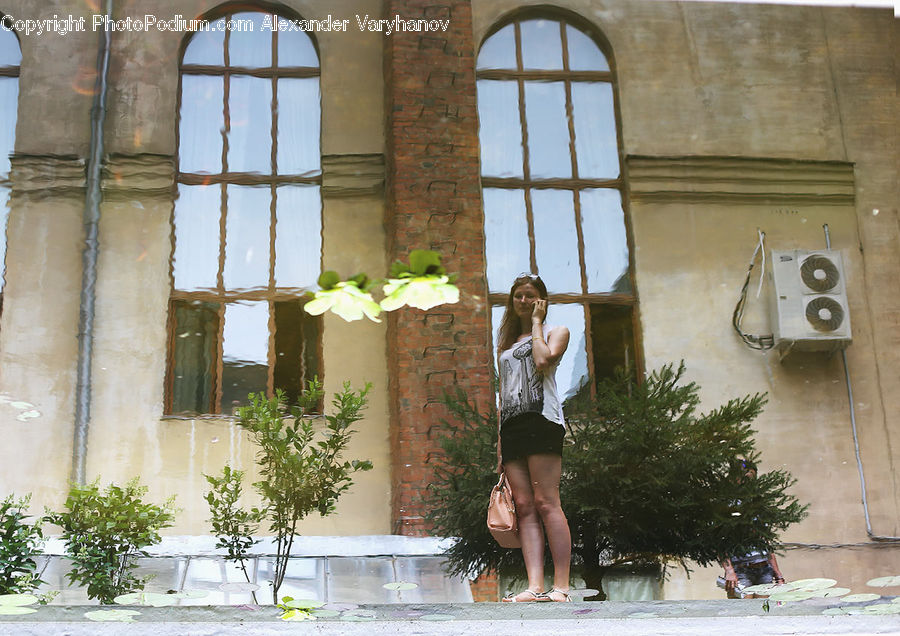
<box><xmin>40</xmin><ymin>534</ymin><xmax>455</xmax><ymax>557</ymax></box>
<box><xmin>2</xmin><ymin>600</ymin><xmax>899</xmax><ymax>635</ymax></box>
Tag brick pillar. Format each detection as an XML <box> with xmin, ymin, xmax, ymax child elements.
<box><xmin>469</xmin><ymin>569</ymin><xmax>501</xmax><ymax>602</ymax></box>
<box><xmin>383</xmin><ymin>0</ymin><xmax>492</xmax><ymax>536</ymax></box>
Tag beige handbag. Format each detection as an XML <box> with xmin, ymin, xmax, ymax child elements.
<box><xmin>487</xmin><ymin>472</ymin><xmax>521</xmax><ymax>548</ymax></box>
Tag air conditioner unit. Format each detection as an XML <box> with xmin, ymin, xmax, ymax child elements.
<box><xmin>770</xmin><ymin>249</ymin><xmax>852</xmax><ymax>358</ymax></box>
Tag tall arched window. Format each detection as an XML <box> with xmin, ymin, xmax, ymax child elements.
<box><xmin>167</xmin><ymin>10</ymin><xmax>322</xmax><ymax>415</ymax></box>
<box><xmin>0</xmin><ymin>21</ymin><xmax>19</xmax><ymax>319</ymax></box>
<box><xmin>478</xmin><ymin>14</ymin><xmax>638</xmax><ymax>397</ymax></box>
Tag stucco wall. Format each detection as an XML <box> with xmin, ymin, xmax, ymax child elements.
<box><xmin>0</xmin><ymin>0</ymin><xmax>896</xmax><ymax>599</ymax></box>
<box><xmin>472</xmin><ymin>0</ymin><xmax>899</xmax><ymax>598</ymax></box>
<box><xmin>0</xmin><ymin>0</ymin><xmax>392</xmax><ymax>535</ymax></box>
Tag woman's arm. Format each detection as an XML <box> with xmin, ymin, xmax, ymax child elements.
<box><xmin>496</xmin><ymin>349</ymin><xmax>503</xmax><ymax>473</ymax></box>
<box><xmin>529</xmin><ymin>299</ymin><xmax>569</xmax><ymax>371</ymax></box>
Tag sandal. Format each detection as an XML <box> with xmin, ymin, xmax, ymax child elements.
<box><xmin>502</xmin><ymin>589</ymin><xmax>550</xmax><ymax>603</ymax></box>
<box><xmin>546</xmin><ymin>588</ymin><xmax>571</xmax><ymax>602</ymax></box>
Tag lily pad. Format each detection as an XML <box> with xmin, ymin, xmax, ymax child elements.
<box><xmin>380</xmin><ymin>276</ymin><xmax>459</xmax><ymax>312</ymax></box>
<box><xmin>841</xmin><ymin>593</ymin><xmax>881</xmax><ymax>603</ymax></box>
<box><xmin>567</xmin><ymin>588</ymin><xmax>599</xmax><ymax>598</ymax></box>
<box><xmin>322</xmin><ymin>602</ymin><xmax>358</xmax><ymax>611</ymax></box>
<box><xmin>310</xmin><ymin>609</ymin><xmax>341</xmax><ymax>618</ymax></box>
<box><xmin>0</xmin><ymin>594</ymin><xmax>38</xmax><ymax>607</ymax></box>
<box><xmin>283</xmin><ymin>598</ymin><xmax>324</xmax><ymax>609</ymax></box>
<box><xmin>305</xmin><ymin>284</ymin><xmax>382</xmax><ymax>323</ymax></box>
<box><xmin>788</xmin><ymin>578</ymin><xmax>837</xmax><ymax>590</ymax></box>
<box><xmin>113</xmin><ymin>592</ymin><xmax>176</xmax><ymax>607</ymax></box>
<box><xmin>281</xmin><ymin>609</ymin><xmax>316</xmax><ymax>621</ymax></box>
<box><xmin>867</xmin><ymin>575</ymin><xmax>900</xmax><ymax>588</ymax></box>
<box><xmin>0</xmin><ymin>606</ymin><xmax>37</xmax><ymax>615</ymax></box>
<box><xmin>863</xmin><ymin>603</ymin><xmax>900</xmax><ymax>615</ymax></box>
<box><xmin>818</xmin><ymin>587</ymin><xmax>850</xmax><ymax>598</ymax></box>
<box><xmin>84</xmin><ymin>609</ymin><xmax>141</xmax><ymax>622</ymax></box>
<box><xmin>383</xmin><ymin>582</ymin><xmax>418</xmax><ymax>591</ymax></box>
<box><xmin>767</xmin><ymin>589</ymin><xmax>821</xmax><ymax>602</ymax></box>
<box><xmin>341</xmin><ymin>614</ymin><xmax>376</xmax><ymax>622</ymax></box>
<box><xmin>628</xmin><ymin>612</ymin><xmax>658</xmax><ymax>618</ymax></box>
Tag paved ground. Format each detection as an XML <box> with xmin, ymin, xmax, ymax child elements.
<box><xmin>3</xmin><ymin>599</ymin><xmax>900</xmax><ymax>635</ymax></box>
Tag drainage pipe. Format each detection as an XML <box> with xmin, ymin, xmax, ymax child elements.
<box><xmin>71</xmin><ymin>0</ymin><xmax>113</xmax><ymax>485</ymax></box>
<box><xmin>823</xmin><ymin>223</ymin><xmax>900</xmax><ymax>541</ymax></box>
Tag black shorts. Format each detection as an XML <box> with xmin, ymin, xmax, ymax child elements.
<box><xmin>500</xmin><ymin>412</ymin><xmax>565</xmax><ymax>462</ymax></box>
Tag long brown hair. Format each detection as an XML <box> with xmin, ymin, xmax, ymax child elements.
<box><xmin>496</xmin><ymin>274</ymin><xmax>548</xmax><ymax>353</ymax></box>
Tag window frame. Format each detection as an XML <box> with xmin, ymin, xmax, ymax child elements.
<box><xmin>166</xmin><ymin>6</ymin><xmax>324</xmax><ymax>416</ymax></box>
<box><xmin>0</xmin><ymin>19</ymin><xmax>20</xmax><ymax>322</ymax></box>
<box><xmin>478</xmin><ymin>10</ymin><xmax>643</xmax><ymax>387</ymax></box>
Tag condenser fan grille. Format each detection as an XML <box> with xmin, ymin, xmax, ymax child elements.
<box><xmin>805</xmin><ymin>297</ymin><xmax>844</xmax><ymax>332</ymax></box>
<box><xmin>800</xmin><ymin>254</ymin><xmax>840</xmax><ymax>292</ymax></box>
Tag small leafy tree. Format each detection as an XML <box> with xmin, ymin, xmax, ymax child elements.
<box><xmin>204</xmin><ymin>466</ymin><xmax>264</xmax><ymax>603</ymax></box>
<box><xmin>0</xmin><ymin>494</ymin><xmax>45</xmax><ymax>595</ymax></box>
<box><xmin>46</xmin><ymin>479</ymin><xmax>176</xmax><ymax>604</ymax></box>
<box><xmin>428</xmin><ymin>362</ymin><xmax>808</xmax><ymax>599</ymax></box>
<box><xmin>236</xmin><ymin>379</ymin><xmax>373</xmax><ymax>603</ymax></box>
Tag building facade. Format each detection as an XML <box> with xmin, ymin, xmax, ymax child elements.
<box><xmin>0</xmin><ymin>0</ymin><xmax>897</xmax><ymax>599</ymax></box>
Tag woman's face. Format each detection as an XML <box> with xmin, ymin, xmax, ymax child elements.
<box><xmin>512</xmin><ymin>283</ymin><xmax>541</xmax><ymax>316</ymax></box>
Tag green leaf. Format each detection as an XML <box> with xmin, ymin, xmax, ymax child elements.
<box><xmin>346</xmin><ymin>273</ymin><xmax>370</xmax><ymax>289</ymax></box>
<box><xmin>317</xmin><ymin>270</ymin><xmax>341</xmax><ymax>290</ymax></box>
<box><xmin>408</xmin><ymin>249</ymin><xmax>443</xmax><ymax>276</ymax></box>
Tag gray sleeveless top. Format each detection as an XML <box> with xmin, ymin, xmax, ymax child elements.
<box><xmin>498</xmin><ymin>324</ymin><xmax>565</xmax><ymax>428</ymax></box>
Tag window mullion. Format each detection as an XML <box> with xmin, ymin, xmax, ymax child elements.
<box><xmin>266</xmin><ymin>300</ymin><xmax>276</xmax><ymax>399</ymax></box>
<box><xmin>216</xmin><ymin>182</ymin><xmax>227</xmax><ymax>294</ymax></box>
<box><xmin>581</xmin><ymin>302</ymin><xmax>598</xmax><ymax>399</ymax></box>
<box><xmin>514</xmin><ymin>21</ymin><xmax>537</xmax><ymax>275</ymax></box>
<box><xmin>213</xmin><ymin>302</ymin><xmax>226</xmax><ymax>414</ymax></box>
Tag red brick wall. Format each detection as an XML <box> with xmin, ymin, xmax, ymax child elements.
<box><xmin>469</xmin><ymin>569</ymin><xmax>501</xmax><ymax>602</ymax></box>
<box><xmin>383</xmin><ymin>0</ymin><xmax>493</xmax><ymax>537</ymax></box>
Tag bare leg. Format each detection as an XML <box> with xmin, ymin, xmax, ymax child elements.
<box><xmin>503</xmin><ymin>459</ymin><xmax>545</xmax><ymax>595</ymax></box>
<box><xmin>527</xmin><ymin>453</ymin><xmax>571</xmax><ymax>595</ymax></box>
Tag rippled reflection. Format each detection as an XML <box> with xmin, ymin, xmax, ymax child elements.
<box><xmin>483</xmin><ymin>188</ymin><xmax>529</xmax><ymax>293</ymax></box>
<box><xmin>170</xmin><ymin>11</ymin><xmax>322</xmax><ymax>414</ymax></box>
<box><xmin>172</xmin><ymin>185</ymin><xmax>220</xmax><ymax>292</ymax></box>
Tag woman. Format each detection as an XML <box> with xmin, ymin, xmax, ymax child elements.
<box><xmin>497</xmin><ymin>273</ymin><xmax>572</xmax><ymax>602</ymax></box>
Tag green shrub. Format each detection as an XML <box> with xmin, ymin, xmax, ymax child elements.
<box><xmin>46</xmin><ymin>479</ymin><xmax>176</xmax><ymax>604</ymax></box>
<box><xmin>0</xmin><ymin>494</ymin><xmax>45</xmax><ymax>595</ymax></box>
